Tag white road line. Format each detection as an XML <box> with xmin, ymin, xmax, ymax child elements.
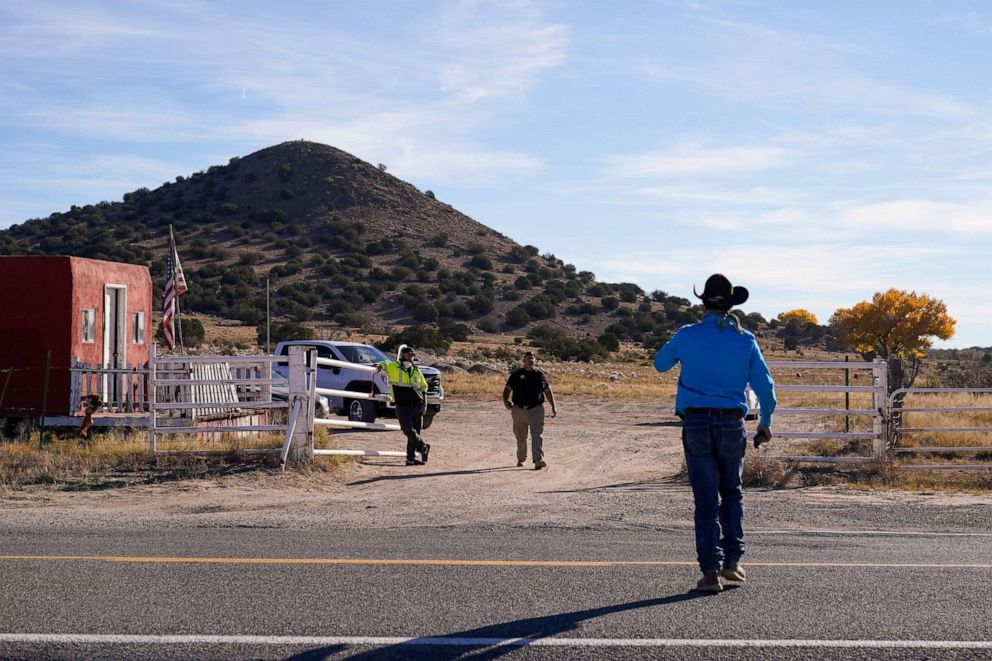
<box><xmin>752</xmin><ymin>529</ymin><xmax>992</xmax><ymax>538</ymax></box>
<box><xmin>1</xmin><ymin>634</ymin><xmax>991</xmax><ymax>649</ymax></box>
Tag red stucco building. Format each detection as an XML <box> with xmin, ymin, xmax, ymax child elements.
<box><xmin>0</xmin><ymin>256</ymin><xmax>153</xmax><ymax>416</ymax></box>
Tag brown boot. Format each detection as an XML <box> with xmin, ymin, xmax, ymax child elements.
<box><xmin>694</xmin><ymin>571</ymin><xmax>723</xmax><ymax>593</ymax></box>
<box><xmin>721</xmin><ymin>564</ymin><xmax>746</xmax><ymax>584</ymax></box>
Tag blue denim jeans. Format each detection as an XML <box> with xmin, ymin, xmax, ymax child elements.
<box><xmin>682</xmin><ymin>413</ymin><xmax>747</xmax><ymax>574</ymax></box>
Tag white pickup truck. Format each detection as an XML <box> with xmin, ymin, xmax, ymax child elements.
<box><xmin>272</xmin><ymin>340</ymin><xmax>444</xmax><ymax>428</ymax></box>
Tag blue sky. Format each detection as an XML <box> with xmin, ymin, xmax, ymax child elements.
<box><xmin>1</xmin><ymin>1</ymin><xmax>990</xmax><ymax>347</ymax></box>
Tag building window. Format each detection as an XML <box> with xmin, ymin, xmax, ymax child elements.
<box><xmin>81</xmin><ymin>308</ymin><xmax>95</xmax><ymax>343</ymax></box>
<box><xmin>133</xmin><ymin>312</ymin><xmax>145</xmax><ymax>344</ymax></box>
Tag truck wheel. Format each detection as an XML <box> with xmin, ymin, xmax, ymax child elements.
<box><xmin>422</xmin><ymin>413</ymin><xmax>435</xmax><ymax>429</ymax></box>
<box><xmin>348</xmin><ymin>399</ymin><xmax>377</xmax><ymax>423</ymax></box>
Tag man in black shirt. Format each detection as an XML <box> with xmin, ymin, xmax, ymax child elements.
<box><xmin>502</xmin><ymin>351</ymin><xmax>557</xmax><ymax>469</ymax></box>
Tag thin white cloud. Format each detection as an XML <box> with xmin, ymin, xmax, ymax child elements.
<box><xmin>835</xmin><ymin>199</ymin><xmax>992</xmax><ymax>235</ymax></box>
<box><xmin>0</xmin><ymin>0</ymin><xmax>566</xmax><ymax>202</ymax></box>
<box><xmin>588</xmin><ymin>241</ymin><xmax>985</xmax><ymax>343</ymax></box>
<box><xmin>0</xmin><ymin>3</ymin><xmax>172</xmax><ymax>56</ymax></box>
<box><xmin>434</xmin><ymin>21</ymin><xmax>568</xmax><ymax>101</ymax></box>
<box><xmin>631</xmin><ymin>185</ymin><xmax>803</xmax><ymax>206</ymax></box>
<box><xmin>602</xmin><ymin>144</ymin><xmax>795</xmax><ymax>178</ymax></box>
<box><xmin>0</xmin><ymin>152</ymin><xmax>191</xmax><ymax>224</ymax></box>
<box><xmin>592</xmin><ymin>243</ymin><xmax>966</xmax><ymax>297</ymax></box>
<box><xmin>936</xmin><ymin>11</ymin><xmax>992</xmax><ymax>35</ymax></box>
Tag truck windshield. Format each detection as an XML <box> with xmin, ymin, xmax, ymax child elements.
<box><xmin>337</xmin><ymin>345</ymin><xmax>389</xmax><ymax>365</ymax></box>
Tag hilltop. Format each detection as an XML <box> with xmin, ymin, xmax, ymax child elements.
<box><xmin>0</xmin><ymin>141</ymin><xmax>811</xmax><ymax>357</ymax></box>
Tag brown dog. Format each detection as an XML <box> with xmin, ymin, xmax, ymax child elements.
<box><xmin>79</xmin><ymin>393</ymin><xmax>103</xmax><ymax>440</ymax></box>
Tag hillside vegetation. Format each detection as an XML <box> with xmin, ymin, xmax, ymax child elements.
<box><xmin>1</xmin><ymin>140</ymin><xmax>832</xmax><ymax>357</ymax></box>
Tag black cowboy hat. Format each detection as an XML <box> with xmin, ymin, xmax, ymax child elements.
<box><xmin>693</xmin><ymin>274</ymin><xmax>749</xmax><ymax>310</ymax></box>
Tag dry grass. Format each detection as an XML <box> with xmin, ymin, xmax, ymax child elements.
<box><xmin>0</xmin><ymin>425</ymin><xmax>354</xmax><ymax>493</ymax></box>
<box><xmin>899</xmin><ymin>392</ymin><xmax>992</xmax><ymax>451</ymax></box>
<box><xmin>443</xmin><ymin>363</ymin><xmax>678</xmax><ymax>400</ymax></box>
<box><xmin>742</xmin><ymin>453</ymin><xmax>992</xmax><ymax>492</ymax></box>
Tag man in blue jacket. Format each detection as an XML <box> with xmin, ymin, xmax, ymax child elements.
<box><xmin>654</xmin><ymin>274</ymin><xmax>776</xmax><ymax>593</ymax></box>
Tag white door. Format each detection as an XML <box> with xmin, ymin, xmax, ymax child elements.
<box><xmin>102</xmin><ymin>285</ymin><xmax>127</xmax><ymax>404</ymax></box>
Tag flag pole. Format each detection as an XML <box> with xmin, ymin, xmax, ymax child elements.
<box><xmin>169</xmin><ymin>225</ymin><xmax>186</xmax><ymax>356</ymax></box>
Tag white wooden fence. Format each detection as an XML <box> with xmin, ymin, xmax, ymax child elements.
<box><xmin>147</xmin><ymin>345</ymin><xmax>313</xmax><ymax>468</ymax></box>
<box><xmin>755</xmin><ymin>360</ymin><xmax>887</xmax><ymax>464</ymax></box>
<box><xmin>888</xmin><ymin>387</ymin><xmax>992</xmax><ymax>470</ymax></box>
<box><xmin>69</xmin><ymin>358</ymin><xmax>147</xmax><ymax>414</ymax></box>
<box><xmin>62</xmin><ymin>351</ymin><xmax>992</xmax><ymax>470</ymax></box>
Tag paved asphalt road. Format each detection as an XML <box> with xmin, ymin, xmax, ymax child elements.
<box><xmin>1</xmin><ymin>525</ymin><xmax>991</xmax><ymax>660</ymax></box>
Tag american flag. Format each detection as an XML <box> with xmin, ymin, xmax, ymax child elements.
<box><xmin>162</xmin><ymin>232</ymin><xmax>188</xmax><ymax>350</ymax></box>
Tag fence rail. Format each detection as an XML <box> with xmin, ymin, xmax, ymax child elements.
<box><xmin>756</xmin><ymin>360</ymin><xmax>887</xmax><ymax>463</ymax></box>
<box><xmin>887</xmin><ymin>386</ymin><xmax>992</xmax><ymax>467</ymax></box>
<box><xmin>9</xmin><ymin>351</ymin><xmax>992</xmax><ymax>471</ymax></box>
<box><xmin>147</xmin><ymin>346</ymin><xmax>302</xmax><ymax>455</ymax></box>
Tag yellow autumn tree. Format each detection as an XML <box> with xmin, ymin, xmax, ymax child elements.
<box><xmin>777</xmin><ymin>309</ymin><xmax>819</xmax><ymax>325</ymax></box>
<box><xmin>829</xmin><ymin>288</ymin><xmax>955</xmax><ymax>397</ymax></box>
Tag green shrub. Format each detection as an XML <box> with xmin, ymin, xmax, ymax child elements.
<box><xmin>232</xmin><ymin>302</ymin><xmax>265</xmax><ymax>325</ymax></box>
<box><xmin>260</xmin><ymin>320</ymin><xmax>313</xmax><ymax>345</ymax></box>
<box><xmin>468</xmin><ymin>254</ymin><xmax>492</xmax><ymax>270</ymax></box>
<box><xmin>506</xmin><ymin>245</ymin><xmax>530</xmax><ymax>263</ymax></box>
<box><xmin>413</xmin><ymin>302</ymin><xmax>439</xmax><ymax>322</ymax></box>
<box><xmin>505</xmin><ymin>307</ymin><xmax>530</xmax><ymax>328</ymax></box>
<box><xmin>390</xmin><ymin>266</ymin><xmax>414</xmax><ymax>282</ymax></box>
<box><xmin>598</xmin><ymin>332</ymin><xmax>620</xmax><ymax>352</ymax></box>
<box><xmin>587</xmin><ymin>283</ymin><xmax>610</xmax><ymax>297</ymax></box>
<box><xmin>528</xmin><ymin>325</ymin><xmax>608</xmax><ymax>361</ymax></box>
<box><xmin>438</xmin><ymin>319</ymin><xmax>471</xmax><ymax>342</ymax></box>
<box><xmin>477</xmin><ymin>316</ymin><xmax>500</xmax><ymax>333</ymax></box>
<box><xmin>156</xmin><ymin>318</ymin><xmax>205</xmax><ymax>348</ymax></box>
<box><xmin>617</xmin><ymin>283</ymin><xmax>643</xmax><ymax>303</ymax></box>
<box><xmin>469</xmin><ymin>294</ymin><xmax>496</xmax><ymax>315</ymax></box>
<box><xmin>253</xmin><ymin>208</ymin><xmax>288</xmax><ymax>225</ymax></box>
<box><xmin>378</xmin><ymin>326</ymin><xmax>451</xmax><ymax>355</ymax></box>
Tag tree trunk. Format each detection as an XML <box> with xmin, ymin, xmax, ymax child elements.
<box><xmin>887</xmin><ymin>357</ymin><xmax>909</xmax><ymax>445</ymax></box>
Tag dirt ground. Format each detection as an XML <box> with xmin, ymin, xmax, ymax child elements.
<box><xmin>2</xmin><ymin>397</ymin><xmax>991</xmax><ymax>534</ymax></box>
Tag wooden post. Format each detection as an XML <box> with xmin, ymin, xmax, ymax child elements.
<box><xmin>148</xmin><ymin>344</ymin><xmax>157</xmax><ymax>454</ymax></box>
<box><xmin>0</xmin><ymin>368</ymin><xmax>13</xmax><ymax>413</ymax></box>
<box><xmin>871</xmin><ymin>359</ymin><xmax>889</xmax><ymax>460</ymax></box>
<box><xmin>39</xmin><ymin>349</ymin><xmax>52</xmax><ymax>448</ymax></box>
<box><xmin>844</xmin><ymin>355</ymin><xmax>850</xmax><ymax>434</ymax></box>
<box><xmin>286</xmin><ymin>345</ymin><xmax>313</xmax><ymax>465</ymax></box>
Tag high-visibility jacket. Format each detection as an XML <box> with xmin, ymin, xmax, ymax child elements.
<box><xmin>377</xmin><ymin>360</ymin><xmax>428</xmax><ymax>403</ymax></box>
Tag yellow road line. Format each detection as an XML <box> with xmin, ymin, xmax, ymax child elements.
<box><xmin>0</xmin><ymin>555</ymin><xmax>991</xmax><ymax>569</ymax></box>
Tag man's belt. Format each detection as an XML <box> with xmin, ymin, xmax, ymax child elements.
<box><xmin>683</xmin><ymin>407</ymin><xmax>742</xmax><ymax>418</ymax></box>
<box><xmin>514</xmin><ymin>403</ymin><xmax>543</xmax><ymax>410</ymax></box>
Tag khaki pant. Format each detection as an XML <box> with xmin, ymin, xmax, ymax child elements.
<box><xmin>511</xmin><ymin>405</ymin><xmax>545</xmax><ymax>463</ymax></box>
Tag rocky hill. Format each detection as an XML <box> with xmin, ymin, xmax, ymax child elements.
<box><xmin>0</xmin><ymin>141</ymin><xmax>797</xmax><ymax>356</ymax></box>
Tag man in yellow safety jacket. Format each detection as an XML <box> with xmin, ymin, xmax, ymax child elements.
<box><xmin>376</xmin><ymin>344</ymin><xmax>431</xmax><ymax>466</ymax></box>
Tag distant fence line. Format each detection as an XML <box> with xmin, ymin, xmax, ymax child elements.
<box><xmin>3</xmin><ymin>350</ymin><xmax>991</xmax><ymax>470</ymax></box>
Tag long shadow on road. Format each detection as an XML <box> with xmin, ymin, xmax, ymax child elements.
<box><xmin>542</xmin><ymin>474</ymin><xmax>686</xmax><ymax>495</ymax></box>
<box><xmin>348</xmin><ymin>466</ymin><xmax>520</xmax><ymax>486</ymax></box>
<box><xmin>287</xmin><ymin>591</ymin><xmax>712</xmax><ymax>660</ymax></box>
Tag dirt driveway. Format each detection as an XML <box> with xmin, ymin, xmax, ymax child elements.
<box><xmin>2</xmin><ymin>397</ymin><xmax>990</xmax><ymax>534</ymax></box>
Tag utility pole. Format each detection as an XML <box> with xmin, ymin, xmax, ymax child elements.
<box><xmin>266</xmin><ymin>277</ymin><xmax>271</xmax><ymax>354</ymax></box>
